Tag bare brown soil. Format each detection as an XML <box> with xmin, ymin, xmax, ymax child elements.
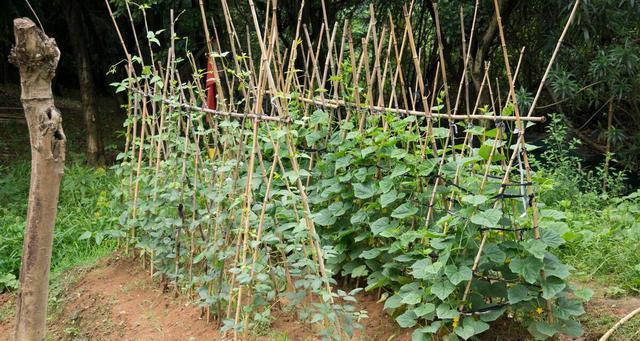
<box><xmin>0</xmin><ymin>255</ymin><xmax>406</xmax><ymax>341</ymax></box>
<box><xmin>1</xmin><ymin>256</ymin><xmax>638</xmax><ymax>341</ymax></box>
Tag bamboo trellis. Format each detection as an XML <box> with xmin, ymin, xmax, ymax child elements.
<box><xmin>105</xmin><ymin>0</ymin><xmax>580</xmax><ymax>339</ymax></box>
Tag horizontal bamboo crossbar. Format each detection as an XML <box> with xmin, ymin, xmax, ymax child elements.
<box><xmin>133</xmin><ymin>89</ymin><xmax>290</xmax><ymax>123</ymax></box>
<box><xmin>296</xmin><ymin>96</ymin><xmax>546</xmax><ymax>123</ymax></box>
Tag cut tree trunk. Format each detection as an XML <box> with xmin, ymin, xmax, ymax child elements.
<box><xmin>9</xmin><ymin>18</ymin><xmax>66</xmax><ymax>341</ymax></box>
<box><xmin>63</xmin><ymin>1</ymin><xmax>104</xmax><ymax>166</ymax></box>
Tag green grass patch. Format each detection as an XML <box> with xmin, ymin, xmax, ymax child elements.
<box><xmin>0</xmin><ymin>159</ymin><xmax>120</xmax><ymax>292</ymax></box>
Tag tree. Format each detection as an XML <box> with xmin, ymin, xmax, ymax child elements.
<box><xmin>63</xmin><ymin>0</ymin><xmax>105</xmax><ymax>166</ymax></box>
<box><xmin>9</xmin><ymin>18</ymin><xmax>65</xmax><ymax>340</ymax></box>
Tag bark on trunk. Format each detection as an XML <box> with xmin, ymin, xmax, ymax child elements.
<box><xmin>9</xmin><ymin>18</ymin><xmax>66</xmax><ymax>341</ymax></box>
<box><xmin>63</xmin><ymin>2</ymin><xmax>104</xmax><ymax>166</ymax></box>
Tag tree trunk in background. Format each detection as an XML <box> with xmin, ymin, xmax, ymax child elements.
<box><xmin>9</xmin><ymin>17</ymin><xmax>66</xmax><ymax>341</ymax></box>
<box><xmin>63</xmin><ymin>1</ymin><xmax>104</xmax><ymax>166</ymax></box>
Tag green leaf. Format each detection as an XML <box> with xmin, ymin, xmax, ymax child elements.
<box><xmin>522</xmin><ymin>239</ymin><xmax>547</xmax><ymax>259</ymax></box>
<box><xmin>414</xmin><ymin>303</ymin><xmax>436</xmax><ymax>317</ymax></box>
<box><xmin>556</xmin><ymin>297</ymin><xmax>585</xmax><ymax>317</ymax></box>
<box><xmin>461</xmin><ymin>194</ymin><xmax>489</xmax><ymax>206</ymax></box>
<box><xmin>350</xmin><ymin>208</ymin><xmax>369</xmax><ymax>224</ymax></box>
<box><xmin>541</xmin><ymin>276</ymin><xmax>566</xmax><ymax>300</ymax></box>
<box><xmin>411</xmin><ymin>259</ymin><xmax>431</xmax><ymax>279</ymax></box>
<box><xmin>507</xmin><ymin>284</ymin><xmax>535</xmax><ymax>304</ymax></box>
<box><xmin>560</xmin><ymin>319</ymin><xmax>583</xmax><ymax>337</ymax></box>
<box><xmin>335</xmin><ymin>155</ymin><xmax>353</xmax><ymax>170</ymax></box>
<box><xmin>79</xmin><ymin>231</ymin><xmax>92</xmax><ymax>241</ymax></box>
<box><xmin>384</xmin><ymin>294</ymin><xmax>403</xmax><ymax>310</ymax></box>
<box><xmin>361</xmin><ymin>146</ymin><xmax>377</xmax><ymax>158</ymax></box>
<box><xmin>527</xmin><ymin>321</ymin><xmax>557</xmax><ymax>339</ymax></box>
<box><xmin>415</xmin><ymin>321</ymin><xmax>442</xmax><ymax>335</ymax></box>
<box><xmin>309</xmin><ymin>109</ymin><xmax>329</xmax><ymax>126</ymax></box>
<box><xmin>402</xmin><ymin>291</ymin><xmax>423</xmax><ymax>305</ymax></box>
<box><xmin>351</xmin><ymin>265</ymin><xmax>368</xmax><ymax>277</ymax></box>
<box><xmin>391</xmin><ymin>164</ymin><xmax>410</xmax><ymax>178</ymax></box>
<box><xmin>392</xmin><ymin>203</ymin><xmax>418</xmax><ymax>219</ymax></box>
<box><xmin>574</xmin><ymin>288</ymin><xmax>594</xmax><ymax>302</ymax></box>
<box><xmin>540</xmin><ymin>228</ymin><xmax>565</xmax><ymax>248</ymax></box>
<box><xmin>432</xmin><ymin>279</ymin><xmax>455</xmax><ymax>300</ymax></box>
<box><xmin>417</xmin><ymin>160</ymin><xmax>437</xmax><ymax>176</ymax></box>
<box><xmin>313</xmin><ymin>209</ymin><xmax>336</xmax><ymax>226</ymax></box>
<box><xmin>509</xmin><ymin>257</ymin><xmax>543</xmax><ymax>283</ymax></box>
<box><xmin>455</xmin><ymin>318</ymin><xmax>490</xmax><ymax>340</ymax></box>
<box><xmin>466</xmin><ymin>318</ymin><xmax>490</xmax><ymax>336</ymax></box>
<box><xmin>426</xmin><ymin>261</ymin><xmax>445</xmax><ymax>275</ymax></box>
<box><xmin>470</xmin><ymin>208</ymin><xmax>502</xmax><ymax>228</ymax></box>
<box><xmin>445</xmin><ymin>265</ymin><xmax>473</xmax><ymax>285</ymax></box>
<box><xmin>484</xmin><ymin>244</ymin><xmax>506</xmax><ymax>263</ymax></box>
<box><xmin>396</xmin><ymin>310</ymin><xmax>418</xmax><ymax>328</ymax></box>
<box><xmin>436</xmin><ymin>304</ymin><xmax>460</xmax><ymax>319</ymax></box>
<box><xmin>455</xmin><ymin>325</ymin><xmax>475</xmax><ymax>340</ymax></box>
<box><xmin>380</xmin><ymin>190</ymin><xmax>398</xmax><ymax>208</ymax></box>
<box><xmin>370</xmin><ymin>217</ymin><xmax>397</xmax><ymax>235</ymax></box>
<box><xmin>353</xmin><ymin>183</ymin><xmax>376</xmax><ymax>199</ymax></box>
<box><xmin>360</xmin><ymin>249</ymin><xmax>381</xmax><ymax>260</ymax></box>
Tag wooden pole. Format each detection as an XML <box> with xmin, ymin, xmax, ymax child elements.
<box><xmin>10</xmin><ymin>18</ymin><xmax>66</xmax><ymax>341</ymax></box>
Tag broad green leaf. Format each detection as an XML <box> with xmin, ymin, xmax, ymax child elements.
<box><xmin>425</xmin><ymin>261</ymin><xmax>445</xmax><ymax>275</ymax></box>
<box><xmin>309</xmin><ymin>109</ymin><xmax>329</xmax><ymax>126</ymax></box>
<box><xmin>461</xmin><ymin>194</ymin><xmax>489</xmax><ymax>206</ymax></box>
<box><xmin>411</xmin><ymin>259</ymin><xmax>431</xmax><ymax>279</ymax></box>
<box><xmin>509</xmin><ymin>256</ymin><xmax>543</xmax><ymax>283</ymax></box>
<box><xmin>465</xmin><ymin>318</ymin><xmax>490</xmax><ymax>336</ymax></box>
<box><xmin>351</xmin><ymin>265</ymin><xmax>368</xmax><ymax>277</ymax></box>
<box><xmin>541</xmin><ymin>276</ymin><xmax>566</xmax><ymax>300</ymax></box>
<box><xmin>350</xmin><ymin>208</ymin><xmax>368</xmax><ymax>224</ymax></box>
<box><xmin>370</xmin><ymin>217</ymin><xmax>397</xmax><ymax>235</ymax></box>
<box><xmin>539</xmin><ymin>209</ymin><xmax>566</xmax><ymax>220</ymax></box>
<box><xmin>335</xmin><ymin>155</ymin><xmax>353</xmax><ymax>170</ymax></box>
<box><xmin>402</xmin><ymin>291</ymin><xmax>423</xmax><ymax>305</ymax></box>
<box><xmin>436</xmin><ymin>304</ymin><xmax>460</xmax><ymax>319</ymax></box>
<box><xmin>522</xmin><ymin>239</ymin><xmax>547</xmax><ymax>259</ymax></box>
<box><xmin>507</xmin><ymin>284</ymin><xmax>535</xmax><ymax>304</ymax></box>
<box><xmin>445</xmin><ymin>265</ymin><xmax>473</xmax><ymax>285</ymax></box>
<box><xmin>484</xmin><ymin>243</ymin><xmax>506</xmax><ymax>263</ymax></box>
<box><xmin>313</xmin><ymin>209</ymin><xmax>336</xmax><ymax>226</ymax></box>
<box><xmin>527</xmin><ymin>321</ymin><xmax>557</xmax><ymax>339</ymax></box>
<box><xmin>470</xmin><ymin>208</ymin><xmax>502</xmax><ymax>228</ymax></box>
<box><xmin>380</xmin><ymin>190</ymin><xmax>398</xmax><ymax>208</ymax></box>
<box><xmin>560</xmin><ymin>319</ymin><xmax>583</xmax><ymax>337</ymax></box>
<box><xmin>353</xmin><ymin>183</ymin><xmax>376</xmax><ymax>199</ymax></box>
<box><xmin>574</xmin><ymin>288</ymin><xmax>594</xmax><ymax>301</ymax></box>
<box><xmin>384</xmin><ymin>294</ymin><xmax>403</xmax><ymax>310</ymax></box>
<box><xmin>455</xmin><ymin>324</ymin><xmax>475</xmax><ymax>340</ymax></box>
<box><xmin>391</xmin><ymin>164</ymin><xmax>410</xmax><ymax>178</ymax></box>
<box><xmin>361</xmin><ymin>146</ymin><xmax>377</xmax><ymax>158</ymax></box>
<box><xmin>432</xmin><ymin>127</ymin><xmax>449</xmax><ymax>138</ymax></box>
<box><xmin>540</xmin><ymin>228</ymin><xmax>565</xmax><ymax>248</ymax></box>
<box><xmin>396</xmin><ymin>310</ymin><xmax>418</xmax><ymax>328</ymax></box>
<box><xmin>431</xmin><ymin>279</ymin><xmax>455</xmax><ymax>300</ymax></box>
<box><xmin>360</xmin><ymin>249</ymin><xmax>381</xmax><ymax>260</ymax></box>
<box><xmin>392</xmin><ymin>203</ymin><xmax>418</xmax><ymax>219</ymax></box>
<box><xmin>417</xmin><ymin>160</ymin><xmax>437</xmax><ymax>176</ymax></box>
<box><xmin>414</xmin><ymin>303</ymin><xmax>436</xmax><ymax>317</ymax></box>
<box><xmin>556</xmin><ymin>297</ymin><xmax>585</xmax><ymax>317</ymax></box>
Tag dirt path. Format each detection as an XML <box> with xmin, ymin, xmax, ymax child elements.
<box><xmin>0</xmin><ymin>255</ymin><xmax>408</xmax><ymax>341</ymax></box>
<box><xmin>1</xmin><ymin>255</ymin><xmax>638</xmax><ymax>340</ymax></box>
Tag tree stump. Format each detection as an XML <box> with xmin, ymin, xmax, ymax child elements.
<box><xmin>9</xmin><ymin>18</ymin><xmax>65</xmax><ymax>341</ymax></box>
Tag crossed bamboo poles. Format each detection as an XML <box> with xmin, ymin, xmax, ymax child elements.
<box><xmin>104</xmin><ymin>0</ymin><xmax>579</xmax><ymax>338</ymax></box>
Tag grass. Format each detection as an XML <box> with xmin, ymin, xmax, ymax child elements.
<box><xmin>554</xmin><ymin>191</ymin><xmax>640</xmax><ymax>294</ymax></box>
<box><xmin>0</xmin><ymin>158</ymin><xmax>120</xmax><ymax>292</ymax></box>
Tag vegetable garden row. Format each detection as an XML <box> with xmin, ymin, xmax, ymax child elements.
<box><xmin>107</xmin><ymin>0</ymin><xmax>587</xmax><ymax>339</ymax></box>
